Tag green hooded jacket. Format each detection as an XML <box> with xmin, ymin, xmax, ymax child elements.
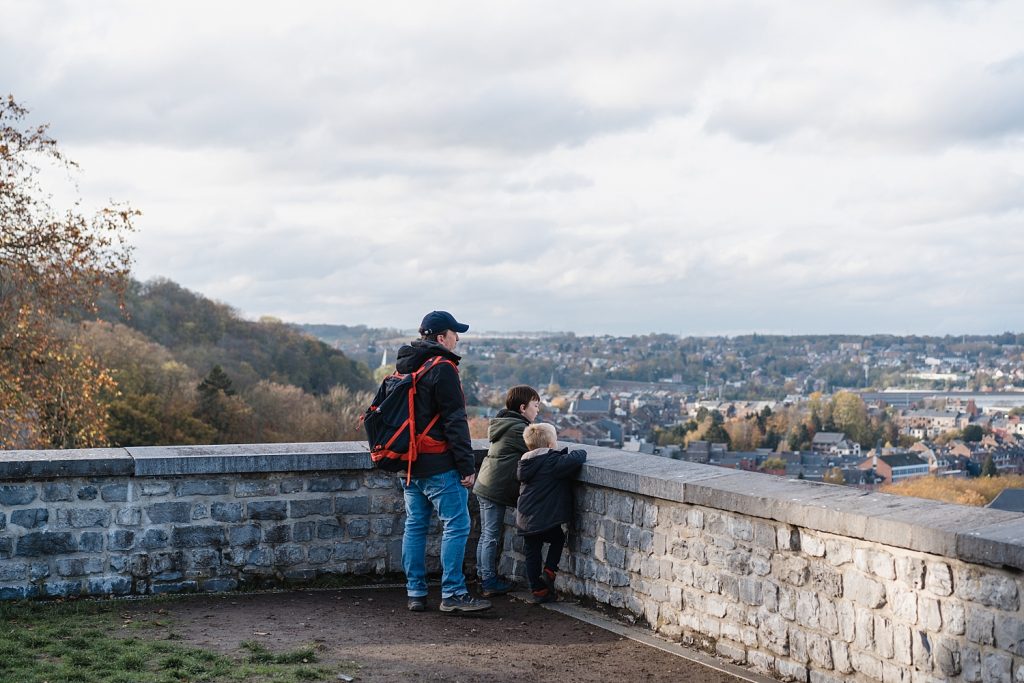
<box><xmin>472</xmin><ymin>409</ymin><xmax>530</xmax><ymax>507</ymax></box>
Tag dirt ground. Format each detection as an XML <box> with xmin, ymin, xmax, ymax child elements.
<box><xmin>124</xmin><ymin>586</ymin><xmax>746</xmax><ymax>682</ymax></box>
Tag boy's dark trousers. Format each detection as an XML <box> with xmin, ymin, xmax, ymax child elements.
<box><xmin>523</xmin><ymin>526</ymin><xmax>565</xmax><ymax>590</ymax></box>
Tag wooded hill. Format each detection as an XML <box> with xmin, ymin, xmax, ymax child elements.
<box><xmin>58</xmin><ymin>278</ymin><xmax>375</xmax><ymax>448</ymax></box>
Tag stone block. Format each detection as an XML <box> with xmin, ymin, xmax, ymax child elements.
<box><xmin>140</xmin><ymin>528</ymin><xmax>169</xmax><ymax>550</ymax></box>
<box><xmin>831</xmin><ymin>639</ymin><xmax>852</xmax><ymax>674</ymax></box>
<box><xmin>100</xmin><ymin>483</ymin><xmax>129</xmax><ymax>502</ymax></box>
<box><xmin>0</xmin><ymin>485</ymin><xmax>37</xmax><ymax>505</ymax></box>
<box><xmin>110</xmin><ymin>530</ymin><xmax>135</xmax><ymax>551</ymax></box>
<box><xmin>348</xmin><ymin>519</ymin><xmax>370</xmax><ymax>539</ymax></box>
<box><xmin>289</xmin><ymin>498</ymin><xmax>332</xmax><ymax>518</ymax></box>
<box><xmin>956</xmin><ymin>567</ymin><xmax>1019</xmax><ymax>611</ymax></box>
<box><xmin>79</xmin><ymin>532</ymin><xmax>104</xmax><ymax>553</ymax></box>
<box><xmin>309</xmin><ymin>477</ymin><xmax>360</xmax><ymax>492</ymax></box>
<box><xmin>983</xmin><ymin>652</ymin><xmax>1013</xmax><ymax>683</ymax></box>
<box><xmin>116</xmin><ymin>507</ymin><xmax>142</xmax><ymax>526</ymax></box>
<box><xmin>11</xmin><ymin>508</ymin><xmax>48</xmax><ymax>529</ymax></box>
<box><xmin>77</xmin><ymin>485</ymin><xmax>98</xmax><ymax>500</ymax></box>
<box><xmin>371</xmin><ymin>517</ymin><xmax>394</xmax><ymax>536</ymax></box>
<box><xmin>875</xmin><ymin>614</ymin><xmax>895</xmax><ymax>659</ymax></box>
<box><xmin>211</xmin><ymin>502</ymin><xmax>243</xmax><ymax>523</ymax></box>
<box><xmin>825</xmin><ymin>539</ymin><xmax>853</xmax><ymax>566</ymax></box>
<box><xmin>171</xmin><ymin>525</ymin><xmax>225</xmax><ymax>548</ymax></box>
<box><xmin>870</xmin><ymin>550</ymin><xmax>896</xmax><ymax>580</ymax></box>
<box><xmin>994</xmin><ymin>614</ymin><xmax>1024</xmax><ymax>654</ymax></box>
<box><xmin>925</xmin><ymin>561</ymin><xmax>953</xmax><ymax>596</ymax></box>
<box><xmin>140</xmin><ymin>482</ymin><xmax>171</xmax><ymax>496</ymax></box>
<box><xmin>843</xmin><ymin>569</ymin><xmax>886</xmax><ymax>608</ymax></box>
<box><xmin>920</xmin><ymin>596</ymin><xmax>942</xmax><ymax>632</ymax></box>
<box><xmin>811</xmin><ymin>564</ymin><xmax>843</xmax><ymax>598</ymax></box>
<box><xmin>913</xmin><ymin>630</ymin><xmax>933</xmax><ymax>672</ymax></box>
<box><xmin>776</xmin><ymin>658</ymin><xmax>808</xmax><ymax>682</ymax></box>
<box><xmin>42</xmin><ymin>483</ymin><xmax>73</xmax><ymax>502</ymax></box>
<box><xmin>202</xmin><ymin>578</ymin><xmax>239</xmax><ymax>592</ymax></box>
<box><xmin>228</xmin><ymin>524</ymin><xmax>261</xmax><ymax>547</ymax></box>
<box><xmin>15</xmin><ymin>531</ymin><xmax>76</xmax><ymax>557</ymax></box>
<box><xmin>796</xmin><ymin>590</ymin><xmax>819</xmax><ymax>629</ymax></box>
<box><xmin>293</xmin><ymin>521</ymin><xmax>315</xmax><ymax>542</ymax></box>
<box><xmin>88</xmin><ymin>576</ymin><xmax>132</xmax><ymax>595</ymax></box>
<box><xmin>892</xmin><ymin>586</ymin><xmax>919</xmax><ymax>623</ymax></box>
<box><xmin>56</xmin><ymin>508</ymin><xmax>112</xmax><ymax>529</ymax></box>
<box><xmin>263</xmin><ymin>524</ymin><xmax>291</xmax><ymax>544</ymax></box>
<box><xmin>308</xmin><ymin>545</ymin><xmax>332</xmax><ymax>564</ymax></box>
<box><xmin>246</xmin><ymin>548</ymin><xmax>273</xmax><ymax>567</ymax></box>
<box><xmin>802</xmin><ymin>533</ymin><xmax>826</xmax><ymax>557</ymax></box>
<box><xmin>855</xmin><ymin>607</ymin><xmax>876</xmax><ymax>650</ymax></box>
<box><xmin>247</xmin><ymin>501</ymin><xmax>287</xmax><ymax>520</ymax></box>
<box><xmin>962</xmin><ymin>644</ymin><xmax>982</xmax><ymax>682</ymax></box>
<box><xmin>334</xmin><ymin>542</ymin><xmax>364</xmax><ymax>560</ymax></box>
<box><xmin>317</xmin><ymin>521</ymin><xmax>345</xmax><ymax>539</ymax></box>
<box><xmin>56</xmin><ymin>557</ymin><xmax>104</xmax><ymax>576</ymax></box>
<box><xmin>146</xmin><ymin>502</ymin><xmax>192</xmax><ymax>524</ymax></box>
<box><xmin>43</xmin><ymin>581</ymin><xmax>83</xmax><ymax>597</ymax></box>
<box><xmin>780</xmin><ymin>556</ymin><xmax>810</xmax><ymax>587</ymax></box>
<box><xmin>0</xmin><ymin>586</ymin><xmax>39</xmax><ymax>600</ymax></box>
<box><xmin>151</xmin><ymin>580</ymin><xmax>198</xmax><ymax>594</ymax></box>
<box><xmin>851</xmin><ymin>650</ymin><xmax>883</xmax><ymax>681</ymax></box>
<box><xmin>280</xmin><ymin>479</ymin><xmax>304</xmax><ymax>494</ymax></box>
<box><xmin>235</xmin><ymin>481</ymin><xmax>278</xmax><ymax>497</ymax></box>
<box><xmin>274</xmin><ymin>545</ymin><xmax>304</xmax><ymax>566</ymax></box>
<box><xmin>940</xmin><ymin>600</ymin><xmax>965</xmax><ymax>635</ymax></box>
<box><xmin>893</xmin><ymin>623</ymin><xmax>913</xmax><ymax>666</ymax></box>
<box><xmin>0</xmin><ymin>562</ymin><xmax>29</xmax><ymax>581</ymax></box>
<box><xmin>191</xmin><ymin>504</ymin><xmax>209</xmax><ymax>520</ymax></box>
<box><xmin>966</xmin><ymin>606</ymin><xmax>995</xmax><ymax>645</ymax></box>
<box><xmin>715</xmin><ymin>639</ymin><xmax>746</xmax><ymax>664</ymax></box>
<box><xmin>807</xmin><ymin>632</ymin><xmax>833</xmax><ymax>670</ymax></box>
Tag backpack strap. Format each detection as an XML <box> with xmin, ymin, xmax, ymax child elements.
<box><xmin>401</xmin><ymin>355</ymin><xmax>456</xmax><ymax>484</ymax></box>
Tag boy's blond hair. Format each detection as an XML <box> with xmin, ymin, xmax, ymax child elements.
<box><xmin>523</xmin><ymin>423</ymin><xmax>557</xmax><ymax>451</ymax></box>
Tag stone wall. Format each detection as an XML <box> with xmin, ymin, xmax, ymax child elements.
<box><xmin>0</xmin><ymin>443</ymin><xmax>416</xmax><ymax>598</ymax></box>
<box><xmin>4</xmin><ymin>441</ymin><xmax>1024</xmax><ymax>682</ymax></box>
<box><xmin>500</xmin><ymin>445</ymin><xmax>1024</xmax><ymax>683</ymax></box>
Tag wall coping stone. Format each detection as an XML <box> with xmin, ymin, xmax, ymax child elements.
<box><xmin>0</xmin><ymin>448</ymin><xmax>133</xmax><ymax>479</ymax></box>
<box><xmin>578</xmin><ymin>445</ymin><xmax>1024</xmax><ymax>570</ymax></box>
<box><xmin>2</xmin><ymin>439</ymin><xmax>1023</xmax><ymax>570</ymax></box>
<box><xmin>126</xmin><ymin>441</ymin><xmax>376</xmax><ymax>476</ymax></box>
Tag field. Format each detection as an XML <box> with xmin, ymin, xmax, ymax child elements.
<box><xmin>880</xmin><ymin>474</ymin><xmax>1024</xmax><ymax>506</ymax></box>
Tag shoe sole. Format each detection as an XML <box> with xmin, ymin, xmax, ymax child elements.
<box><xmin>439</xmin><ymin>604</ymin><xmax>492</xmax><ymax>613</ymax></box>
<box><xmin>480</xmin><ymin>589</ymin><xmax>511</xmax><ymax>598</ymax></box>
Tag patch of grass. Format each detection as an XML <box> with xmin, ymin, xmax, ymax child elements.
<box><xmin>241</xmin><ymin>640</ymin><xmax>318</xmax><ymax>665</ymax></box>
<box><xmin>0</xmin><ymin>599</ymin><xmax>341</xmax><ymax>682</ymax></box>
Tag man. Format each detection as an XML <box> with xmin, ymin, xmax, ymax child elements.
<box><xmin>396</xmin><ymin>310</ymin><xmax>491</xmax><ymax>613</ymax></box>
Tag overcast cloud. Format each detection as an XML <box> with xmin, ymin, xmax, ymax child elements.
<box><xmin>2</xmin><ymin>0</ymin><xmax>1022</xmax><ymax>335</ymax></box>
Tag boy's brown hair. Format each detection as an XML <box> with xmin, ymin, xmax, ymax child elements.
<box><xmin>505</xmin><ymin>384</ymin><xmax>540</xmax><ymax>412</ymax></box>
<box><xmin>523</xmin><ymin>423</ymin><xmax>557</xmax><ymax>451</ymax></box>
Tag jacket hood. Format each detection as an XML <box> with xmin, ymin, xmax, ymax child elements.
<box><xmin>488</xmin><ymin>409</ymin><xmax>529</xmax><ymax>442</ymax></box>
<box><xmin>395</xmin><ymin>339</ymin><xmax>461</xmax><ymax>373</ymax></box>
<box><xmin>517</xmin><ymin>447</ymin><xmax>564</xmax><ymax>482</ymax></box>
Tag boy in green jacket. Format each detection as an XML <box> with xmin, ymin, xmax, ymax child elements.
<box><xmin>472</xmin><ymin>385</ymin><xmax>541</xmax><ymax>597</ymax></box>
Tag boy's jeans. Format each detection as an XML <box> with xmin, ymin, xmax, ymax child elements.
<box><xmin>401</xmin><ymin>469</ymin><xmax>470</xmax><ymax>599</ymax></box>
<box><xmin>475</xmin><ymin>496</ymin><xmax>506</xmax><ymax>583</ymax></box>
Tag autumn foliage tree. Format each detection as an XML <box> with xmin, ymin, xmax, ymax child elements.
<box><xmin>0</xmin><ymin>96</ymin><xmax>136</xmax><ymax>448</ymax></box>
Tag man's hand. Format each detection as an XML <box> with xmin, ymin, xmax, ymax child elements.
<box><xmin>461</xmin><ymin>473</ymin><xmax>476</xmax><ymax>488</ymax></box>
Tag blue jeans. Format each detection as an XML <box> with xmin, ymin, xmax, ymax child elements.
<box><xmin>475</xmin><ymin>496</ymin><xmax>506</xmax><ymax>583</ymax></box>
<box><xmin>401</xmin><ymin>469</ymin><xmax>471</xmax><ymax>599</ymax></box>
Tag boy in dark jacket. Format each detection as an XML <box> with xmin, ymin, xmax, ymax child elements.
<box><xmin>516</xmin><ymin>423</ymin><xmax>586</xmax><ymax>604</ymax></box>
<box><xmin>472</xmin><ymin>385</ymin><xmax>541</xmax><ymax>597</ymax></box>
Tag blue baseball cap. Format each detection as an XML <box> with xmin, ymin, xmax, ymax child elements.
<box><xmin>419</xmin><ymin>310</ymin><xmax>469</xmax><ymax>336</ymax></box>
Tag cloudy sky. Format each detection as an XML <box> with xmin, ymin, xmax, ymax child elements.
<box><xmin>2</xmin><ymin>1</ymin><xmax>1022</xmax><ymax>336</ymax></box>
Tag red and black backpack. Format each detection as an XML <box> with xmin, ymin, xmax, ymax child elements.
<box><xmin>362</xmin><ymin>355</ymin><xmax>457</xmax><ymax>483</ymax></box>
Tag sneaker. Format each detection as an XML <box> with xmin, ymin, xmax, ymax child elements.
<box><xmin>480</xmin><ymin>578</ymin><xmax>514</xmax><ymax>597</ymax></box>
<box><xmin>540</xmin><ymin>568</ymin><xmax>557</xmax><ymax>593</ymax></box>
<box><xmin>440</xmin><ymin>593</ymin><xmax>492</xmax><ymax>613</ymax></box>
<box><xmin>529</xmin><ymin>589</ymin><xmax>556</xmax><ymax>605</ymax></box>
<box><xmin>407</xmin><ymin>597</ymin><xmax>427</xmax><ymax>612</ymax></box>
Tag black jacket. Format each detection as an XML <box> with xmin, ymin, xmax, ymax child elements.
<box><xmin>394</xmin><ymin>340</ymin><xmax>474</xmax><ymax>478</ymax></box>
<box><xmin>515</xmin><ymin>447</ymin><xmax>587</xmax><ymax>535</ymax></box>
